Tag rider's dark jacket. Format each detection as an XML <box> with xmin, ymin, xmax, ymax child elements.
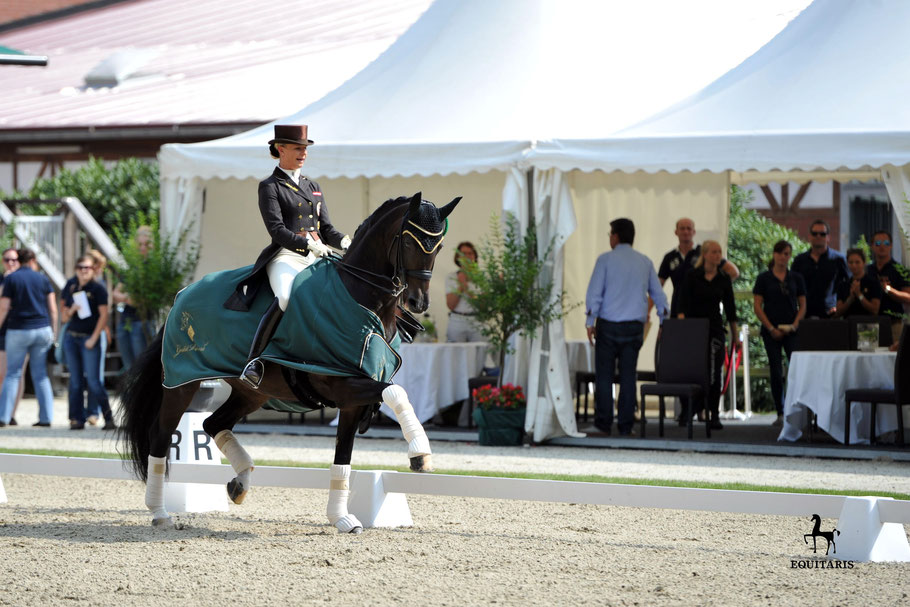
<box><xmin>224</xmin><ymin>167</ymin><xmax>345</xmax><ymax>311</ymax></box>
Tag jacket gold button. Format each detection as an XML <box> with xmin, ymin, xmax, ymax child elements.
<box><xmin>298</xmin><ymin>215</ymin><xmax>303</xmax><ymax>219</ymax></box>
<box><xmin>308</xmin><ymin>214</ymin><xmax>313</xmax><ymax>218</ymax></box>
<box><xmin>298</xmin><ymin>203</ymin><xmax>301</xmax><ymax>207</ymax></box>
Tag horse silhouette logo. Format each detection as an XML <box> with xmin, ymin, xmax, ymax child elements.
<box><xmin>804</xmin><ymin>514</ymin><xmax>840</xmax><ymax>555</ymax></box>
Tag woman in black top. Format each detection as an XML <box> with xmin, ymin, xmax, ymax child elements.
<box><xmin>61</xmin><ymin>255</ymin><xmax>115</xmax><ymax>430</ymax></box>
<box><xmin>834</xmin><ymin>248</ymin><xmax>881</xmax><ymax>318</ymax></box>
<box><xmin>753</xmin><ymin>240</ymin><xmax>807</xmax><ymax>426</ymax></box>
<box><xmin>678</xmin><ymin>240</ymin><xmax>739</xmax><ymax>430</ymax></box>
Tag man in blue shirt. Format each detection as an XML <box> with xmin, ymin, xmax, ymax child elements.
<box><xmin>585</xmin><ymin>218</ymin><xmax>668</xmax><ymax>436</ymax></box>
<box><xmin>866</xmin><ymin>229</ymin><xmax>910</xmax><ymax>344</ymax></box>
<box><xmin>0</xmin><ymin>249</ymin><xmax>57</xmax><ymax>427</ymax></box>
<box><xmin>790</xmin><ymin>219</ymin><xmax>848</xmax><ymax>318</ymax></box>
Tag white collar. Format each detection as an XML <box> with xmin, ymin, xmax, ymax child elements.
<box><xmin>279</xmin><ymin>166</ymin><xmax>301</xmax><ymax>185</ymax></box>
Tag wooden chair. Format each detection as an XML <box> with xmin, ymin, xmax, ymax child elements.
<box><xmin>844</xmin><ymin>325</ymin><xmax>909</xmax><ymax>446</ymax></box>
<box><xmin>639</xmin><ymin>318</ymin><xmax>711</xmax><ymax>439</ymax></box>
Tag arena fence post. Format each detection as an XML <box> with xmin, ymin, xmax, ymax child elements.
<box><xmin>836</xmin><ymin>496</ymin><xmax>910</xmax><ymax>562</ymax></box>
<box><xmin>349</xmin><ymin>470</ymin><xmax>413</xmax><ymax>528</ymax></box>
<box><xmin>0</xmin><ymin>474</ymin><xmax>6</xmax><ymax>503</ymax></box>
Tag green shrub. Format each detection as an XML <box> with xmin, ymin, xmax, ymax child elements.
<box><xmin>24</xmin><ymin>157</ymin><xmax>159</xmax><ymax>235</ymax></box>
<box><xmin>727</xmin><ymin>185</ymin><xmax>807</xmax><ymax>411</ymax></box>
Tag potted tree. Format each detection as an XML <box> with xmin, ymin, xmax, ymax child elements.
<box><xmin>461</xmin><ymin>213</ymin><xmax>575</xmax><ymax>444</ymax></box>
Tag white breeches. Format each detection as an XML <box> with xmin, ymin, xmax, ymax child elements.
<box><xmin>446</xmin><ymin>312</ymin><xmax>485</xmax><ymax>342</ymax></box>
<box><xmin>267</xmin><ymin>249</ymin><xmax>316</xmax><ymax>311</ymax></box>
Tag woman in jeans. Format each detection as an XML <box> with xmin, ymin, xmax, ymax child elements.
<box><xmin>752</xmin><ymin>240</ymin><xmax>807</xmax><ymax>427</ymax></box>
<box><xmin>0</xmin><ymin>249</ymin><xmax>57</xmax><ymax>427</ymax></box>
<box><xmin>61</xmin><ymin>255</ymin><xmax>116</xmax><ymax>430</ymax></box>
<box><xmin>678</xmin><ymin>240</ymin><xmax>739</xmax><ymax>430</ymax></box>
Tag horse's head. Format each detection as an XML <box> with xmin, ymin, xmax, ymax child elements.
<box><xmin>396</xmin><ymin>192</ymin><xmax>461</xmax><ymax>313</ymax></box>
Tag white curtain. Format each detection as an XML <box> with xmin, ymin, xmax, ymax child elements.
<box><xmin>881</xmin><ymin>164</ymin><xmax>910</xmax><ymax>258</ymax></box>
<box><xmin>502</xmin><ymin>167</ymin><xmax>584</xmax><ymax>442</ymax></box>
<box><xmin>160</xmin><ymin>176</ymin><xmax>205</xmax><ymax>253</ymax></box>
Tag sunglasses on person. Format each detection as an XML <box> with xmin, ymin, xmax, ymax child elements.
<box><xmin>874</xmin><ymin>239</ymin><xmax>891</xmax><ymax>246</ymax></box>
<box><xmin>810</xmin><ymin>230</ymin><xmax>828</xmax><ymax>237</ymax></box>
<box><xmin>2</xmin><ymin>257</ymin><xmax>18</xmax><ymax>263</ymax></box>
<box><xmin>76</xmin><ymin>264</ymin><xmax>93</xmax><ymax>270</ymax></box>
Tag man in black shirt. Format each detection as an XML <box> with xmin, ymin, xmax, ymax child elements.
<box><xmin>658</xmin><ymin>218</ymin><xmax>739</xmax><ymax>318</ymax></box>
<box><xmin>790</xmin><ymin>219</ymin><xmax>848</xmax><ymax>318</ymax></box>
<box><xmin>866</xmin><ymin>230</ymin><xmax>910</xmax><ymax>343</ymax></box>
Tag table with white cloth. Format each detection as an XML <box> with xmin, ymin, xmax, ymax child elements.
<box><xmin>779</xmin><ymin>350</ymin><xmax>898</xmax><ymax>445</ymax></box>
<box><xmin>565</xmin><ymin>340</ymin><xmax>595</xmax><ymax>380</ymax></box>
<box><xmin>381</xmin><ymin>342</ymin><xmax>489</xmax><ymax>423</ymax></box>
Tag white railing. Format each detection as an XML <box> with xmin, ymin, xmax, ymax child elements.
<box><xmin>15</xmin><ymin>215</ymin><xmax>65</xmax><ymax>276</ymax></box>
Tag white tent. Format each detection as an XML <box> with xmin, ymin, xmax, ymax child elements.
<box><xmin>534</xmin><ymin>0</ymin><xmax>910</xmax><ymax>243</ymax></box>
<box><xmin>159</xmin><ymin>0</ymin><xmax>810</xmax><ymax>441</ymax></box>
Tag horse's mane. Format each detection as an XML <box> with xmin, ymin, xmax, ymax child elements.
<box><xmin>351</xmin><ymin>196</ymin><xmax>412</xmax><ymax>243</ymax></box>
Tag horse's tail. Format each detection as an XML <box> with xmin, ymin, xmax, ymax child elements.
<box><xmin>117</xmin><ymin>328</ymin><xmax>166</xmax><ymax>483</ymax></box>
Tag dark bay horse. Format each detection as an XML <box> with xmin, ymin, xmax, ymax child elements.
<box><xmin>119</xmin><ymin>192</ymin><xmax>460</xmax><ymax>533</ymax></box>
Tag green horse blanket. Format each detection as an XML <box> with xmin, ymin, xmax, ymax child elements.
<box><xmin>161</xmin><ymin>259</ymin><xmax>402</xmax><ymax>389</ymax></box>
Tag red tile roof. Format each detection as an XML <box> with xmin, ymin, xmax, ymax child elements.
<box><xmin>0</xmin><ymin>0</ymin><xmax>430</xmax><ymax>129</ymax></box>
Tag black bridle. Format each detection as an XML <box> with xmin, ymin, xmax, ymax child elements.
<box><xmin>329</xmin><ymin>209</ymin><xmax>445</xmax><ymax>298</ymax></box>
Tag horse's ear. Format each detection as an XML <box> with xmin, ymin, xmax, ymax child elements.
<box><xmin>407</xmin><ymin>192</ymin><xmax>422</xmax><ymax>218</ymax></box>
<box><xmin>438</xmin><ymin>196</ymin><xmax>462</xmax><ymax>220</ymax></box>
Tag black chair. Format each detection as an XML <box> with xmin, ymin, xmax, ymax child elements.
<box><xmin>844</xmin><ymin>324</ymin><xmax>909</xmax><ymax>446</ymax></box>
<box><xmin>575</xmin><ymin>363</ymin><xmax>657</xmax><ymax>422</ymax></box>
<box><xmin>793</xmin><ymin>318</ymin><xmax>851</xmax><ymax>351</ymax></box>
<box><xmin>467</xmin><ymin>375</ymin><xmax>498</xmax><ymax>429</ymax></box>
<box><xmin>794</xmin><ymin>319</ymin><xmax>851</xmax><ymax>351</ymax></box>
<box><xmin>639</xmin><ymin>318</ymin><xmax>711</xmax><ymax>439</ymax></box>
<box><xmin>847</xmin><ymin>315</ymin><xmax>893</xmax><ymax>350</ymax></box>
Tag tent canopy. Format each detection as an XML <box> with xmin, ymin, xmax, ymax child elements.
<box><xmin>160</xmin><ymin>0</ymin><xmax>809</xmax><ymax>181</ymax></box>
<box><xmin>534</xmin><ymin>0</ymin><xmax>910</xmax><ymax>175</ymax></box>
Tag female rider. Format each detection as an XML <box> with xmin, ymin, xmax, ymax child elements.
<box><xmin>224</xmin><ymin>125</ymin><xmax>351</xmax><ymax>388</ymax></box>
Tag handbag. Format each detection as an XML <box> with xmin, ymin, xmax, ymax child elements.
<box><xmin>49</xmin><ymin>322</ymin><xmax>68</xmax><ymax>366</ymax></box>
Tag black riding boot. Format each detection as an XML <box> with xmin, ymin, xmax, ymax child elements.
<box><xmin>240</xmin><ymin>298</ymin><xmax>284</xmax><ymax>389</ymax></box>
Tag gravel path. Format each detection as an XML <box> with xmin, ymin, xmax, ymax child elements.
<box><xmin>2</xmin><ymin>400</ymin><xmax>909</xmax><ymax>605</ymax></box>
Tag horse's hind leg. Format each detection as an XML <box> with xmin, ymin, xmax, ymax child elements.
<box><xmin>326</xmin><ymin>407</ymin><xmax>364</xmax><ymax>534</ymax></box>
<box><xmin>146</xmin><ymin>384</ymin><xmax>197</xmax><ymax>527</ymax></box>
<box><xmin>203</xmin><ymin>382</ymin><xmax>269</xmax><ymax>505</ymax></box>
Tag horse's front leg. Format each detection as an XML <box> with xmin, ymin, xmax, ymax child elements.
<box><xmin>327</xmin><ymin>407</ymin><xmax>364</xmax><ymax>534</ymax></box>
<box><xmin>382</xmin><ymin>385</ymin><xmax>433</xmax><ymax>472</ymax></box>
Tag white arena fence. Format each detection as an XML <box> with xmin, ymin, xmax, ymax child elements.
<box><xmin>1</xmin><ymin>453</ymin><xmax>909</xmax><ymax>563</ymax></box>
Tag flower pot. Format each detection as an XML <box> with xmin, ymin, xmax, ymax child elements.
<box><xmin>472</xmin><ymin>406</ymin><xmax>526</xmax><ymax>446</ymax></box>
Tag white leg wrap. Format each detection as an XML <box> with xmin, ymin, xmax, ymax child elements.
<box><xmin>145</xmin><ymin>455</ymin><xmax>169</xmax><ymax>521</ymax></box>
<box><xmin>326</xmin><ymin>464</ymin><xmax>362</xmax><ymax>532</ymax></box>
<box><xmin>214</xmin><ymin>430</ymin><xmax>254</xmax><ymax>474</ymax></box>
<box><xmin>382</xmin><ymin>385</ymin><xmax>431</xmax><ymax>457</ymax></box>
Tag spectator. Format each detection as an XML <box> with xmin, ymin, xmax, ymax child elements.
<box><xmin>446</xmin><ymin>241</ymin><xmax>484</xmax><ymax>343</ymax></box>
<box><xmin>658</xmin><ymin>217</ymin><xmax>740</xmax><ymax>318</ymax></box>
<box><xmin>834</xmin><ymin>248</ymin><xmax>881</xmax><ymax>318</ymax></box>
<box><xmin>0</xmin><ymin>249</ymin><xmax>57</xmax><ymax>427</ymax></box>
<box><xmin>678</xmin><ymin>240</ymin><xmax>739</xmax><ymax>430</ymax></box>
<box><xmin>112</xmin><ymin>226</ymin><xmax>153</xmax><ymax>370</ymax></box>
<box><xmin>866</xmin><ymin>230</ymin><xmax>910</xmax><ymax>344</ymax></box>
<box><xmin>0</xmin><ymin>247</ymin><xmax>25</xmax><ymax>425</ymax></box>
<box><xmin>790</xmin><ymin>219</ymin><xmax>848</xmax><ymax>318</ymax></box>
<box><xmin>83</xmin><ymin>249</ymin><xmax>111</xmax><ymax>425</ymax></box>
<box><xmin>61</xmin><ymin>255</ymin><xmax>116</xmax><ymax>430</ymax></box>
<box><xmin>752</xmin><ymin>240</ymin><xmax>806</xmax><ymax>427</ymax></box>
<box><xmin>585</xmin><ymin>218</ymin><xmax>668</xmax><ymax>436</ymax></box>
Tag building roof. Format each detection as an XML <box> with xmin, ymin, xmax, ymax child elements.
<box><xmin>0</xmin><ymin>0</ymin><xmax>430</xmax><ymax>132</ymax></box>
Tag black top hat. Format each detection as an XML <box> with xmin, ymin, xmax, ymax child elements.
<box><xmin>268</xmin><ymin>124</ymin><xmax>314</xmax><ymax>158</ymax></box>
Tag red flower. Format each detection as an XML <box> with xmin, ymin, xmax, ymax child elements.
<box><xmin>472</xmin><ymin>383</ymin><xmax>526</xmax><ymax>410</ymax></box>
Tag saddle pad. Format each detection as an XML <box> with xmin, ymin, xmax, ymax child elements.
<box><xmin>161</xmin><ymin>259</ymin><xmax>401</xmax><ymax>388</ymax></box>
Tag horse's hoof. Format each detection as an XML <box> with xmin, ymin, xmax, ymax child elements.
<box><xmin>349</xmin><ymin>526</ymin><xmax>363</xmax><ymax>535</ymax></box>
<box><xmin>227</xmin><ymin>479</ymin><xmax>248</xmax><ymax>504</ymax></box>
<box><xmin>409</xmin><ymin>454</ymin><xmax>433</xmax><ymax>473</ymax></box>
<box><xmin>151</xmin><ymin>516</ymin><xmax>174</xmax><ymax>529</ymax></box>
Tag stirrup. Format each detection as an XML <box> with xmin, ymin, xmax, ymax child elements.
<box><xmin>240</xmin><ymin>359</ymin><xmax>264</xmax><ymax>389</ymax></box>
